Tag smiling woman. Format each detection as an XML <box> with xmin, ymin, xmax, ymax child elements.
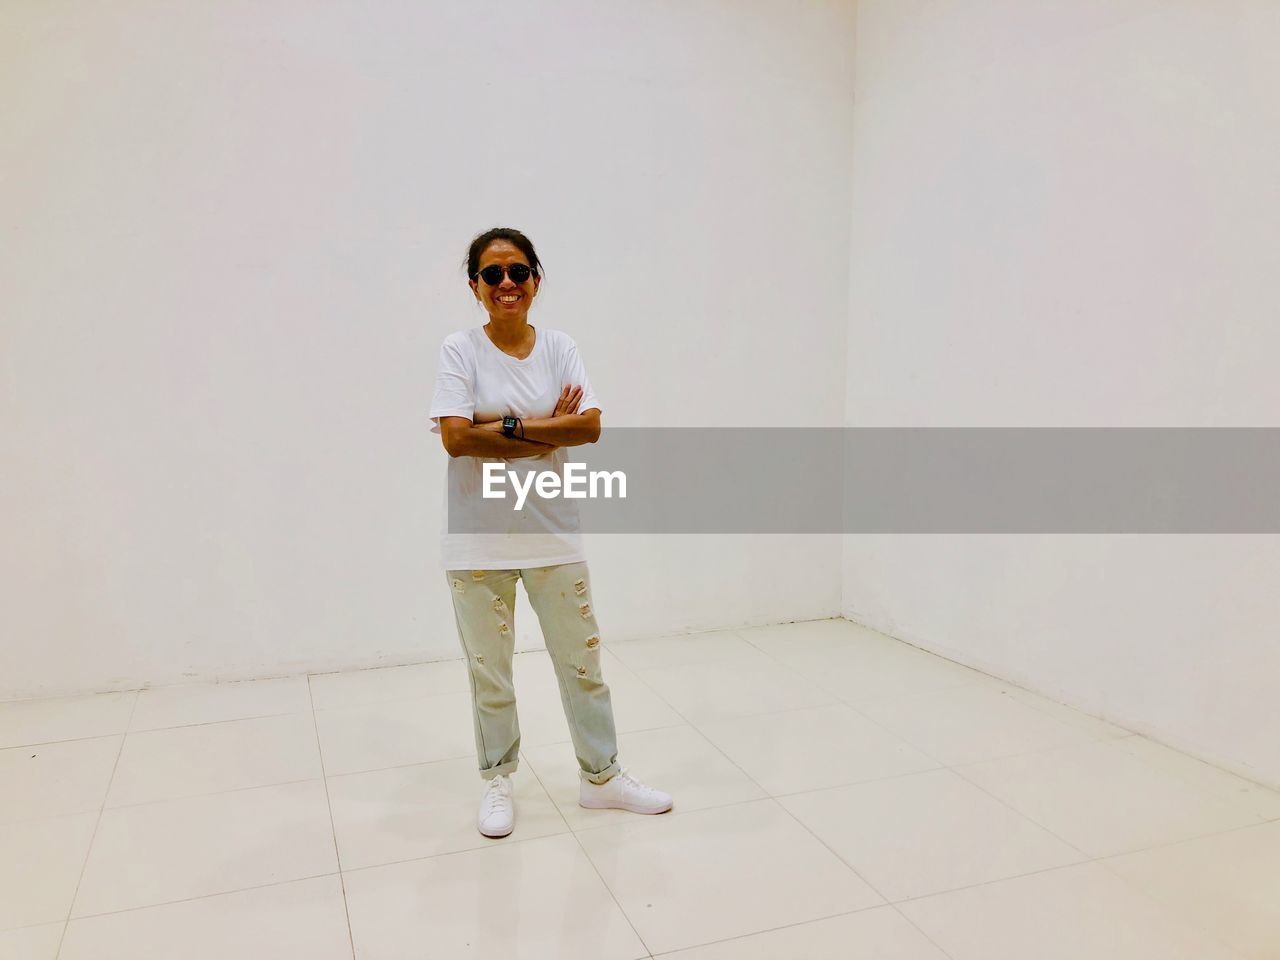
<box><xmin>428</xmin><ymin>226</ymin><xmax>672</xmax><ymax>840</ymax></box>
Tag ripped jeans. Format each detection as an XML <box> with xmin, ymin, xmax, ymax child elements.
<box><xmin>447</xmin><ymin>561</ymin><xmax>620</xmax><ymax>784</ymax></box>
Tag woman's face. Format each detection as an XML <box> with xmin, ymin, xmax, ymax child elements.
<box><xmin>470</xmin><ymin>240</ymin><xmax>540</xmax><ymax>322</ymax></box>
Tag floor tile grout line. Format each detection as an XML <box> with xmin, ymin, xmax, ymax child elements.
<box><xmin>307</xmin><ymin>676</ymin><xmax>358</xmax><ymax>960</ymax></box>
<box><xmin>765</xmin><ymin>764</ymin><xmax>959</xmax><ymax>802</ymax></box>
<box><xmin>891</xmin><ymin>859</ymin><xmax>1109</xmax><ymax>908</ymax></box>
<box><xmin>643</xmin><ymin>902</ymin><xmax>912</xmax><ymax>959</ymax></box>
<box><xmin>736</xmin><ymin>626</ymin><xmax>989</xmax><ymax>681</ymax></box>
<box><xmin>7</xmin><ymin>621</ymin><xmax>1275</xmax><ymax>790</ymax></box>
<box><xmin>751</xmin><ymin>627</ymin><xmax>1279</xmax><ymax>799</ymax></box>
<box><xmin>556</xmin><ymin>740</ymin><xmax>1203</xmax><ymax>877</ymax></box>
<box><xmin>39</xmin><ymin>852</ymin><xmax>1250</xmax><ymax>960</ymax></box>
<box><xmin>650</xmin><ymin>667</ymin><xmax>1106</xmax><ymax>791</ymax></box>
<box><xmin>622</xmin><ymin>643</ymin><xmax>1111</xmax><ymax>743</ymax></box>
<box><xmin>0</xmin><ymin>662</ymin><xmax>460</xmax><ymax>710</ymax></box>
<box><xmin>10</xmin><ymin>713</ymin><xmax>784</xmax><ymax>830</ymax></box>
<box><xmin>2</xmin><ymin>706</ymin><xmax>314</xmax><ymax>751</ymax></box>
<box><xmin>336</xmin><ymin>825</ymin><xmax>591</xmax><ymax>877</ymax></box>
<box><xmin>40</xmin><ymin>774</ymin><xmax>1269</xmax><ymax>931</ymax></box>
<box><xmin>0</xmin><ymin>691</ymin><xmax>142</xmax><ymax>708</ymax></box>
<box><xmin>0</xmin><ymin>772</ymin><xmax>352</xmax><ymax>828</ymax></box>
<box><xmin>0</xmin><ymin>675</ymin><xmax>1061</xmax><ymax>758</ymax></box>
<box><xmin>49</xmin><ymin>706</ymin><xmax>1259</xmax><ymax>896</ymax></box>
<box><xmin>311</xmin><ymin>687</ymin><xmax>851</xmax><ymax>871</ymax></box>
<box><xmin>14</xmin><ymin>621</ymin><xmax>1279</xmax><ymax>956</ymax></box>
<box><xmin>596</xmin><ymin>658</ymin><xmax>768</xmax><ymax>792</ymax></box>
<box><xmin>613</xmin><ymin>634</ymin><xmax>1010</xmax><ymax>732</ymax></box>
<box><xmin>0</xmin><ymin>738</ymin><xmax>126</xmax><ymax>829</ymax></box>
<box><xmin>44</xmin><ymin>821</ymin><xmax>1256</xmax><ymax>947</ymax></box>
<box><xmin>699</xmin><ymin>666</ymin><xmax>1092</xmax><ymax>958</ymax></box>
<box><xmin>53</xmin><ymin>689</ymin><xmax>139</xmax><ymax>960</ymax></box>
<box><xmin>310</xmin><ymin>684</ymin><xmax>472</xmax><ymax>713</ymax></box>
<box><xmin>521</xmin><ymin>756</ymin><xmax>655</xmax><ymax>959</ymax></box>
<box><xmin>625</xmin><ymin>648</ymin><xmax>850</xmax><ymax>704</ymax></box>
<box><xmin>15</xmin><ymin>662</ymin><xmax>1269</xmax><ymax>804</ymax></box>
<box><xmin>981</xmin><ymin>687</ymin><xmax>1137</xmax><ymax>740</ymax></box>
<box><xmin>0</xmin><ymin>675</ymin><xmax>307</xmax><ymax>708</ymax></box>
<box><xmin>573</xmin><ymin>659</ymin><xmax>1275</xmax><ymax>807</ymax></box>
<box><xmin>946</xmin><ymin>737</ymin><xmax>1280</xmax><ymax>857</ymax></box>
<box><xmin>839</xmin><ymin>675</ymin><xmax>1111</xmax><ymax>742</ymax></box>
<box><xmin>1089</xmin><ymin>843</ymin><xmax>1271</xmax><ymax>959</ymax></box>
<box><xmin>884</xmin><ymin>902</ymin><xmax>961</xmax><ymax>960</ymax></box>
<box><xmin>599</xmin><ymin>649</ymin><xmax>851</xmax><ymax>731</ymax></box>
<box><xmin>94</xmin><ymin>775</ymin><xmax>329</xmax><ymax>814</ymax></box>
<box><xmin>551</xmin><ymin>636</ymin><xmax>832</xmax><ymax>763</ymax></box>
<box><xmin>822</xmin><ymin>694</ymin><xmax>1115</xmax><ymax>864</ymax></box>
<box><xmin>779</xmin><ymin>796</ymin><xmax>1130</xmax><ymax>956</ymax></box>
<box><xmin>767</xmin><ymin>791</ymin><xmax>897</xmax><ymax>905</ymax></box>
<box><xmin>309</xmin><ymin>647</ymin><xmax>601</xmax><ymax>714</ymax></box>
<box><xmin>23</xmin><ymin>622</ymin><xmax>1260</xmax><ymax>784</ymax></box>
<box><xmin>944</xmin><ymin>759</ymin><xmax>1124</xmax><ymax>863</ymax></box>
<box><xmin>837</xmin><ymin>685</ymin><xmax>1124</xmax><ymax>783</ymax></box>
<box><xmin>759</xmin><ymin>787</ymin><xmax>965</xmax><ymax>959</ymax></box>
<box><xmin>598</xmin><ymin>648</ymin><xmax>963</xmax><ymax>851</ymax></box>
<box><xmin>524</xmin><ymin>735</ymin><xmax>778</xmax><ymax>835</ymax></box>
<box><xmin>735</xmin><ymin>625</ymin><xmax>1145</xmax><ymax>742</ymax></box>
<box><xmin>0</xmin><ymin>731</ymin><xmax>134</xmax><ymax>753</ymax></box>
<box><xmin>834</xmin><ymin>678</ymin><xmax>1082</xmax><ymax>716</ymax></box>
<box><xmin>0</xmin><ymin>919</ymin><xmax>70</xmax><ymax>935</ymax></box>
<box><xmin>1088</xmin><ymin>813</ymin><xmax>1280</xmax><ymax>862</ymax></box>
<box><xmin>534</xmin><ymin>792</ymin><xmax>772</xmax><ymax>839</ymax></box>
<box><xmin>46</xmin><ymin>871</ymin><xmax>344</xmax><ymax>925</ymax></box>
<box><xmin>975</xmin><ymin>855</ymin><xmax>1250</xmax><ymax>960</ymax></box>
<box><xmin>567</xmin><ymin>664</ymin><xmax>940</xmax><ymax>955</ymax></box>
<box><xmin>482</xmin><ymin>716</ymin><xmax>688</xmax><ymax>754</ymax></box>
<box><xmin>593</xmin><ymin>627</ymin><xmax>962</xmax><ymax>952</ymax></box>
<box><xmin>526</xmin><ymin>675</ymin><xmax>798</xmax><ymax>845</ymax></box>
<box><xmin>125</xmin><ymin>707</ymin><xmax>311</xmax><ymax>735</ymax></box>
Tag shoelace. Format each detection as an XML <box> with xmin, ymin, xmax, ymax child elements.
<box><xmin>616</xmin><ymin>771</ymin><xmax>654</xmax><ymax>795</ymax></box>
<box><xmin>484</xmin><ymin>778</ymin><xmax>510</xmax><ymax>815</ymax></box>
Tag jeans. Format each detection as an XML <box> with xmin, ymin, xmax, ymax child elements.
<box><xmin>446</xmin><ymin>561</ymin><xmax>620</xmax><ymax>784</ymax></box>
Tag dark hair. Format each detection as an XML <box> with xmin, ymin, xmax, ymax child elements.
<box><xmin>464</xmin><ymin>227</ymin><xmax>544</xmax><ymax>282</ymax></box>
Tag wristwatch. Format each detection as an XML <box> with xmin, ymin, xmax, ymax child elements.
<box><xmin>502</xmin><ymin>416</ymin><xmax>519</xmax><ymax>438</ymax></box>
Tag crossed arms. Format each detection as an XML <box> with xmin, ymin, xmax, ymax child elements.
<box><xmin>438</xmin><ymin>385</ymin><xmax>601</xmax><ymax>460</ymax></box>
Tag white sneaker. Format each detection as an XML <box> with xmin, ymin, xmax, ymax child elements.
<box><xmin>579</xmin><ymin>770</ymin><xmax>673</xmax><ymax>814</ymax></box>
<box><xmin>478</xmin><ymin>774</ymin><xmax>514</xmax><ymax>837</ymax></box>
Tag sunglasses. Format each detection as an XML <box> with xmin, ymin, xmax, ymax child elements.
<box><xmin>477</xmin><ymin>263</ymin><xmax>535</xmax><ymax>285</ymax></box>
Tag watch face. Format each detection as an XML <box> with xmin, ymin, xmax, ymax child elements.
<box><xmin>503</xmin><ymin>417</ymin><xmax>517</xmax><ymax>428</ymax></box>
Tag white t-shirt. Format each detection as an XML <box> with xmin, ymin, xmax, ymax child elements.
<box><xmin>429</xmin><ymin>325</ymin><xmax>601</xmax><ymax>570</ymax></box>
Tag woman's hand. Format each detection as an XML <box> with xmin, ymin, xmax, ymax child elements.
<box><xmin>457</xmin><ymin>386</ymin><xmax>592</xmax><ymax>453</ymax></box>
<box><xmin>553</xmin><ymin>385</ymin><xmax>583</xmax><ymax>418</ymax></box>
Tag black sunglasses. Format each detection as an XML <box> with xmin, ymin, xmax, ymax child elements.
<box><xmin>477</xmin><ymin>263</ymin><xmax>535</xmax><ymax>285</ymax></box>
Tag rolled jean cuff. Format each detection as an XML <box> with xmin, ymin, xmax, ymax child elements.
<box><xmin>481</xmin><ymin>759</ymin><xmax>519</xmax><ymax>780</ymax></box>
<box><xmin>579</xmin><ymin>760</ymin><xmax>620</xmax><ymax>785</ymax></box>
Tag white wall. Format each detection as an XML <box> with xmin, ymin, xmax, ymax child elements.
<box><xmin>1</xmin><ymin>1</ymin><xmax>854</xmax><ymax>697</ymax></box>
<box><xmin>844</xmin><ymin>1</ymin><xmax>1280</xmax><ymax>786</ymax></box>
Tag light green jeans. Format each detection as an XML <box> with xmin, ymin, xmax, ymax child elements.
<box><xmin>446</xmin><ymin>561</ymin><xmax>620</xmax><ymax>784</ymax></box>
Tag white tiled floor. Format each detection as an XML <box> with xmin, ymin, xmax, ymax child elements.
<box><xmin>1</xmin><ymin>619</ymin><xmax>1277</xmax><ymax>959</ymax></box>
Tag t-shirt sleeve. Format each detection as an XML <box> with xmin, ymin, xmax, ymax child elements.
<box><xmin>429</xmin><ymin>337</ymin><xmax>475</xmax><ymax>434</ymax></box>
<box><xmin>561</xmin><ymin>336</ymin><xmax>602</xmax><ymax>415</ymax></box>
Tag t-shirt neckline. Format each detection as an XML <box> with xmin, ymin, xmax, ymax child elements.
<box><xmin>479</xmin><ymin>323</ymin><xmax>541</xmax><ymax>365</ymax></box>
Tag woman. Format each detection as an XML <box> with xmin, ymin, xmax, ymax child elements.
<box><xmin>430</xmin><ymin>227</ymin><xmax>672</xmax><ymax>838</ymax></box>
